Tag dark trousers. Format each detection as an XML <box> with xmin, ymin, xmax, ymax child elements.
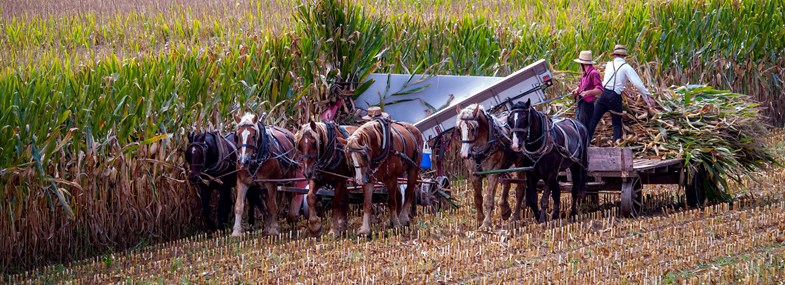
<box><xmin>575</xmin><ymin>99</ymin><xmax>594</xmax><ymax>132</ymax></box>
<box><xmin>587</xmin><ymin>88</ymin><xmax>623</xmax><ymax>144</ymax></box>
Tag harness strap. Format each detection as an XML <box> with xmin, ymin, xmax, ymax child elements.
<box><xmin>370</xmin><ymin>118</ymin><xmax>393</xmax><ymax>166</ymax></box>
<box><xmin>603</xmin><ymin>61</ymin><xmax>628</xmax><ymax>91</ymax></box>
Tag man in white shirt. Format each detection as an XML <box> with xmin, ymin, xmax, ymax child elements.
<box><xmin>586</xmin><ymin>44</ymin><xmax>655</xmax><ymax>144</ymax></box>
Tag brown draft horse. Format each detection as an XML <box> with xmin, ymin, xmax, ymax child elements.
<box><xmin>232</xmin><ymin>112</ymin><xmax>301</xmax><ymax>237</ymax></box>
<box><xmin>345</xmin><ymin>117</ymin><xmax>423</xmax><ymax>237</ymax></box>
<box><xmin>294</xmin><ymin>121</ymin><xmax>357</xmax><ymax>237</ymax></box>
<box><xmin>185</xmin><ymin>131</ymin><xmax>264</xmax><ymax>232</ymax></box>
<box><xmin>456</xmin><ymin>104</ymin><xmax>530</xmax><ymax>230</ymax></box>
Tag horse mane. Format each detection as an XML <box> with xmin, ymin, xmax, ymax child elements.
<box><xmin>294</xmin><ymin>122</ymin><xmax>328</xmax><ymax>148</ymax></box>
<box><xmin>237</xmin><ymin>113</ymin><xmax>260</xmax><ymax>132</ymax></box>
<box><xmin>347</xmin><ymin>121</ymin><xmax>381</xmax><ymax>150</ymax></box>
<box><xmin>456</xmin><ymin>104</ymin><xmax>510</xmax><ymax>138</ymax></box>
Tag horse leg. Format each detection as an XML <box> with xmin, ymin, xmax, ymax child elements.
<box><xmin>288</xmin><ymin>193</ymin><xmax>303</xmax><ymax>228</ymax></box>
<box><xmin>511</xmin><ymin>172</ymin><xmax>526</xmax><ymax>222</ymax></box>
<box><xmin>479</xmin><ymin>174</ymin><xmax>500</xmax><ymax>231</ymax></box>
<box><xmin>526</xmin><ymin>172</ymin><xmax>541</xmax><ymax>222</ymax></box>
<box><xmin>329</xmin><ymin>180</ymin><xmax>349</xmax><ymax>238</ymax></box>
<box><xmin>399</xmin><ymin>167</ymin><xmax>418</xmax><ymax>227</ymax></box>
<box><xmin>264</xmin><ymin>182</ymin><xmax>280</xmax><ymax>236</ymax></box>
<box><xmin>200</xmin><ymin>184</ymin><xmax>216</xmax><ymax>232</ymax></box>
<box><xmin>548</xmin><ymin>174</ymin><xmax>561</xmax><ymax>220</ymax></box>
<box><xmin>231</xmin><ymin>181</ymin><xmax>249</xmax><ymax>237</ymax></box>
<box><xmin>498</xmin><ymin>175</ymin><xmax>512</xmax><ymax>221</ymax></box>
<box><xmin>470</xmin><ymin>175</ymin><xmax>485</xmax><ymax>225</ymax></box>
<box><xmin>246</xmin><ymin>186</ymin><xmax>262</xmax><ymax>230</ymax></box>
<box><xmin>569</xmin><ymin>164</ymin><xmax>583</xmax><ymax>218</ymax></box>
<box><xmin>217</xmin><ymin>184</ymin><xmax>232</xmax><ymax>231</ymax></box>
<box><xmin>385</xmin><ymin>178</ymin><xmax>402</xmax><ymax>228</ymax></box>
<box><xmin>357</xmin><ymin>183</ymin><xmax>374</xmax><ymax>237</ymax></box>
<box><xmin>307</xmin><ymin>180</ymin><xmax>323</xmax><ymax>236</ymax></box>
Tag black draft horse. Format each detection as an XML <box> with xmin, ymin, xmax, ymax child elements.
<box><xmin>507</xmin><ymin>99</ymin><xmax>589</xmax><ymax>222</ymax></box>
<box><xmin>186</xmin><ymin>131</ymin><xmax>264</xmax><ymax>232</ymax></box>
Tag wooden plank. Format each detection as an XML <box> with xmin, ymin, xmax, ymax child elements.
<box><xmin>587</xmin><ymin>147</ymin><xmax>633</xmax><ymax>174</ymax></box>
<box><xmin>632</xmin><ymin>158</ymin><xmax>683</xmax><ymax>172</ymax></box>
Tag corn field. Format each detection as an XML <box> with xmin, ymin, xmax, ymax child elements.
<box><xmin>1</xmin><ymin>0</ymin><xmax>784</xmax><ymax>275</ymax></box>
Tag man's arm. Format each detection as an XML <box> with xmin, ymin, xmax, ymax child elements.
<box><xmin>625</xmin><ymin>65</ymin><xmax>650</xmax><ymax>96</ymax></box>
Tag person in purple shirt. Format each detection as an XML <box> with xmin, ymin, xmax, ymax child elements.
<box><xmin>571</xmin><ymin>50</ymin><xmax>603</xmax><ymax>131</ymax></box>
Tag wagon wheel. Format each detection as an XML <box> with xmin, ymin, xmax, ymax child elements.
<box><xmin>620</xmin><ymin>175</ymin><xmax>643</xmax><ymax>217</ymax></box>
<box><xmin>427</xmin><ymin>176</ymin><xmax>457</xmax><ymax>213</ymax></box>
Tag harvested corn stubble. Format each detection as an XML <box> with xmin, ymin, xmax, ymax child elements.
<box><xmin>547</xmin><ymin>85</ymin><xmax>779</xmax><ymax>202</ymax></box>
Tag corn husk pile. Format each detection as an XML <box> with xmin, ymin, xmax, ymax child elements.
<box><xmin>546</xmin><ymin>85</ymin><xmax>779</xmax><ymax>202</ymax></box>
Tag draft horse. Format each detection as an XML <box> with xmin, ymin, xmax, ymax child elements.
<box><xmin>294</xmin><ymin>121</ymin><xmax>357</xmax><ymax>237</ymax></box>
<box><xmin>233</xmin><ymin>113</ymin><xmax>301</xmax><ymax>237</ymax></box>
<box><xmin>185</xmin><ymin>131</ymin><xmax>264</xmax><ymax>232</ymax></box>
<box><xmin>456</xmin><ymin>104</ymin><xmax>529</xmax><ymax>231</ymax></box>
<box><xmin>507</xmin><ymin>99</ymin><xmax>589</xmax><ymax>222</ymax></box>
<box><xmin>345</xmin><ymin>117</ymin><xmax>423</xmax><ymax>237</ymax></box>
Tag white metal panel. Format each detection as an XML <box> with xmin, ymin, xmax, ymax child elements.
<box><xmin>354</xmin><ymin>59</ymin><xmax>553</xmax><ymax>141</ymax></box>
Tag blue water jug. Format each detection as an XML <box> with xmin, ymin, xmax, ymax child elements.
<box><xmin>420</xmin><ymin>146</ymin><xmax>432</xmax><ymax>169</ymax></box>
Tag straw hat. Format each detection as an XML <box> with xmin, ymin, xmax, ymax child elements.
<box><xmin>362</xmin><ymin>106</ymin><xmax>391</xmax><ymax>121</ymax></box>
<box><xmin>573</xmin><ymin>50</ymin><xmax>596</xmax><ymax>65</ymax></box>
<box><xmin>612</xmin><ymin>44</ymin><xmax>629</xmax><ymax>57</ymax></box>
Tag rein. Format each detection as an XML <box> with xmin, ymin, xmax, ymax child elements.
<box><xmin>510</xmin><ymin>106</ymin><xmax>585</xmax><ymax>167</ymax></box>
<box><xmin>311</xmin><ymin>122</ymin><xmax>346</xmax><ymax>173</ymax></box>
<box><xmin>188</xmin><ymin>132</ymin><xmax>237</xmax><ymax>183</ymax></box>
<box><xmin>346</xmin><ymin>118</ymin><xmax>420</xmax><ymax>177</ymax></box>
<box><xmin>240</xmin><ymin>122</ymin><xmax>298</xmax><ymax>177</ymax></box>
<box><xmin>461</xmin><ymin>110</ymin><xmax>512</xmax><ymax>172</ymax></box>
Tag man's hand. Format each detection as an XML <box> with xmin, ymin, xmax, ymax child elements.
<box><xmin>571</xmin><ymin>87</ymin><xmax>580</xmax><ymax>97</ymax></box>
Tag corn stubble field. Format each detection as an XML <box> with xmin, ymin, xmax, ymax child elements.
<box><xmin>9</xmin><ymin>132</ymin><xmax>785</xmax><ymax>283</ymax></box>
<box><xmin>2</xmin><ymin>0</ymin><xmax>785</xmax><ymax>282</ymax></box>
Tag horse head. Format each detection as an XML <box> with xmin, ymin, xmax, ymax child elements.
<box><xmin>186</xmin><ymin>131</ymin><xmax>217</xmax><ymax>184</ymax></box>
<box><xmin>234</xmin><ymin>112</ymin><xmax>261</xmax><ymax>170</ymax></box>
<box><xmin>456</xmin><ymin>104</ymin><xmax>488</xmax><ymax>159</ymax></box>
<box><xmin>345</xmin><ymin>123</ymin><xmax>377</xmax><ymax>186</ymax></box>
<box><xmin>295</xmin><ymin>121</ymin><xmax>323</xmax><ymax>179</ymax></box>
<box><xmin>508</xmin><ymin>99</ymin><xmax>535</xmax><ymax>152</ymax></box>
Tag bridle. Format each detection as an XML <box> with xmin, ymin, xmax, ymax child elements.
<box><xmin>237</xmin><ymin>123</ymin><xmax>260</xmax><ymax>154</ymax></box>
<box><xmin>509</xmin><ymin>105</ymin><xmax>554</xmax><ymax>160</ymax></box>
<box><xmin>187</xmin><ymin>140</ymin><xmax>209</xmax><ymax>168</ymax></box>
<box><xmin>458</xmin><ymin>119</ymin><xmax>480</xmax><ymax>144</ymax></box>
<box><xmin>301</xmin><ymin>123</ymin><xmax>344</xmax><ymax>179</ymax></box>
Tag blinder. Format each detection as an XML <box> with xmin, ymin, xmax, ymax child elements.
<box><xmin>187</xmin><ymin>141</ymin><xmax>209</xmax><ymax>167</ymax></box>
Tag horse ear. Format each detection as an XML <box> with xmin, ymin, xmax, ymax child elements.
<box><xmin>251</xmin><ymin>114</ymin><xmax>258</xmax><ymax>124</ymax></box>
<box><xmin>472</xmin><ymin>104</ymin><xmax>481</xmax><ymax>117</ymax></box>
<box><xmin>309</xmin><ymin>120</ymin><xmax>317</xmax><ymax>131</ymax></box>
<box><xmin>188</xmin><ymin>132</ymin><xmax>194</xmax><ymax>142</ymax></box>
<box><xmin>233</xmin><ymin>112</ymin><xmax>241</xmax><ymax>124</ymax></box>
<box><xmin>525</xmin><ymin>98</ymin><xmax>531</xmax><ymax>108</ymax></box>
<box><xmin>455</xmin><ymin>104</ymin><xmax>462</xmax><ymax>115</ymax></box>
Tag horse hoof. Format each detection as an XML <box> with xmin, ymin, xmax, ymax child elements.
<box><xmin>399</xmin><ymin>216</ymin><xmax>411</xmax><ymax>227</ymax></box>
<box><xmin>501</xmin><ymin>207</ymin><xmax>512</xmax><ymax>221</ymax></box>
<box><xmin>266</xmin><ymin>226</ymin><xmax>280</xmax><ymax>236</ymax></box>
<box><xmin>357</xmin><ymin>227</ymin><xmax>371</xmax><ymax>238</ymax></box>
<box><xmin>308</xmin><ymin>223</ymin><xmax>323</xmax><ymax>237</ymax></box>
